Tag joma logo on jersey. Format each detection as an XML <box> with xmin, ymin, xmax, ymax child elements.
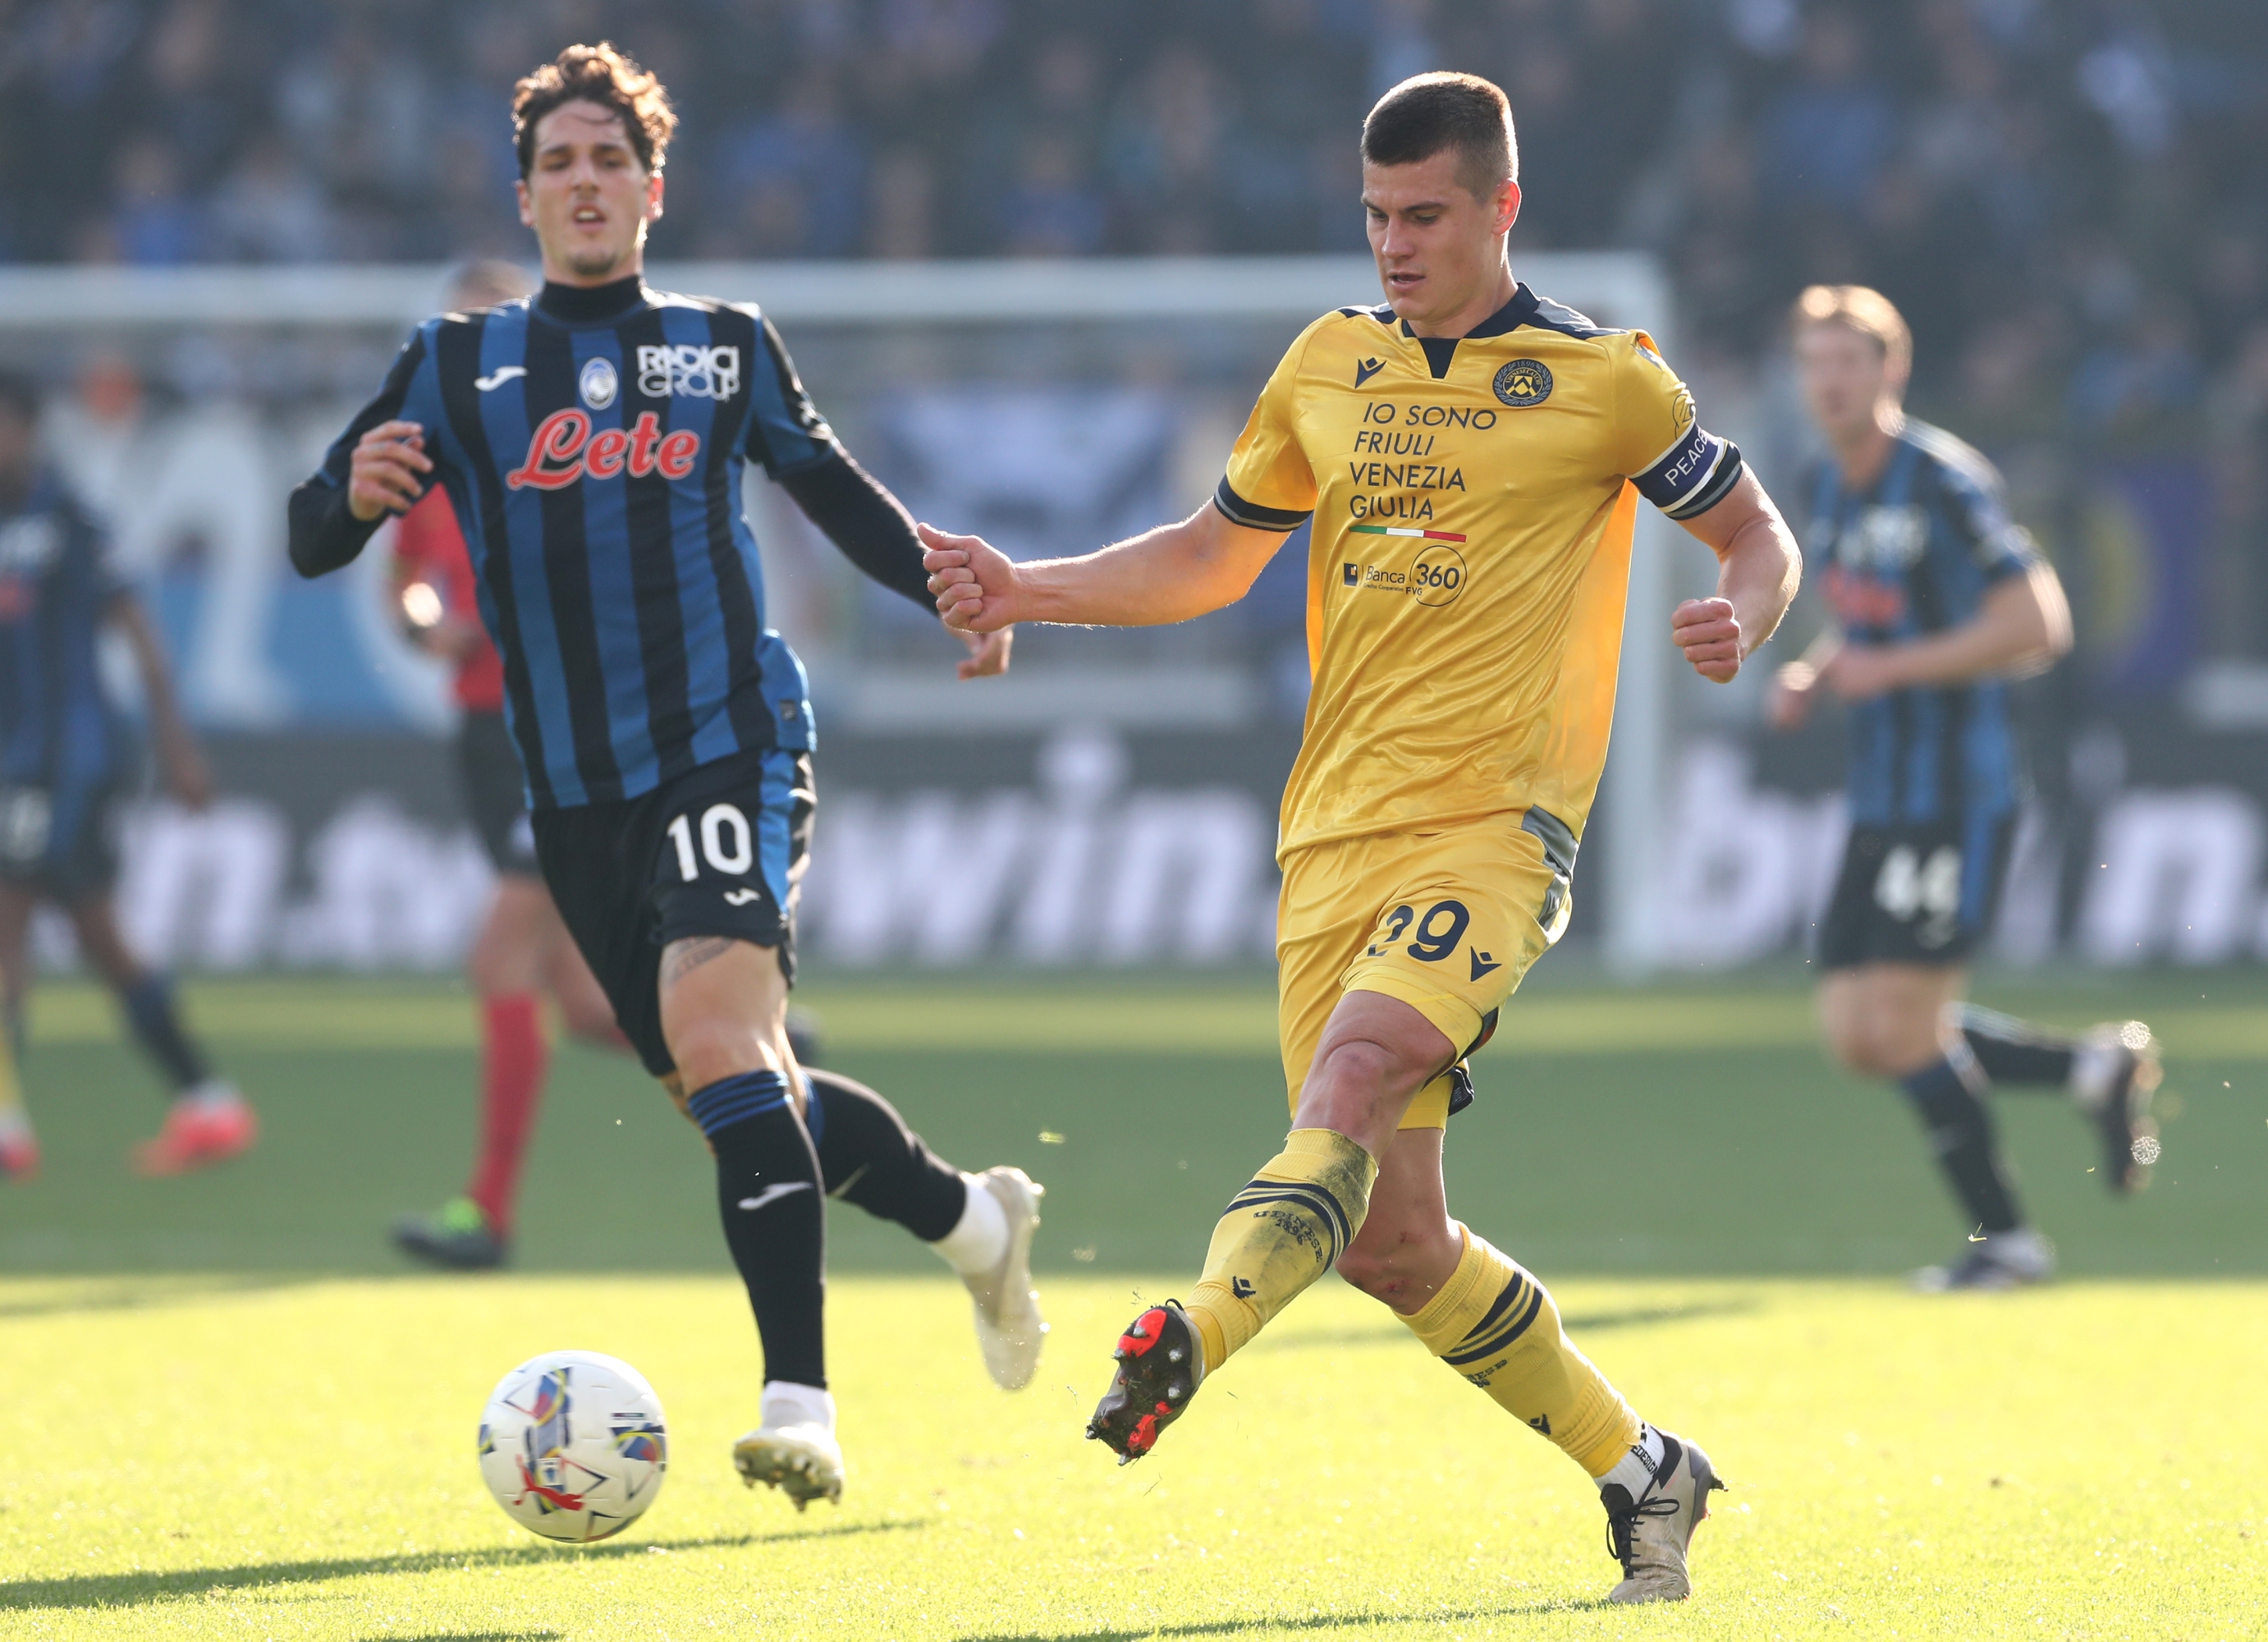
<box><xmin>506</xmin><ymin>409</ymin><xmax>702</xmax><ymax>490</ymax></box>
<box><xmin>638</xmin><ymin>345</ymin><xmax>740</xmax><ymax>401</ymax></box>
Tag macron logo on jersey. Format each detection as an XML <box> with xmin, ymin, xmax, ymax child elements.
<box><xmin>505</xmin><ymin>409</ymin><xmax>703</xmax><ymax>490</ymax></box>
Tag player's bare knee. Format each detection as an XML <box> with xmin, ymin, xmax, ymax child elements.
<box><xmin>1336</xmin><ymin>1222</ymin><xmax>1456</xmax><ymax>1308</ymax></box>
<box><xmin>1824</xmin><ymin>1017</ymin><xmax>1885</xmax><ymax>1075</ymax></box>
<box><xmin>1299</xmin><ymin>1035</ymin><xmax>1425</xmax><ymax>1125</ymax></box>
<box><xmin>663</xmin><ymin>1015</ymin><xmax>777</xmax><ymax>1094</ymax></box>
<box><xmin>1334</xmin><ymin>1245</ymin><xmax>1398</xmax><ymax>1300</ymax></box>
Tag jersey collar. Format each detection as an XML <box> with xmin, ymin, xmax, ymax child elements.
<box><xmin>534</xmin><ymin>274</ymin><xmax>648</xmax><ymax>325</ymax></box>
<box><xmin>1397</xmin><ymin>283</ymin><xmax>1542</xmax><ymax>378</ymax></box>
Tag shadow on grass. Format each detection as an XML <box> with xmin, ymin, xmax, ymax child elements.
<box><xmin>2</xmin><ymin>1518</ymin><xmax>928</xmax><ymax>1612</ymax></box>
<box><xmin>1253</xmin><ymin>1296</ymin><xmax>1762</xmax><ymax>1355</ymax></box>
<box><xmin>960</xmin><ymin>1601</ymin><xmax>1611</xmax><ymax>1640</ymax></box>
<box><xmin>0</xmin><ymin>1274</ymin><xmax>332</xmax><ymax>1320</ymax></box>
<box><xmin>1561</xmin><ymin>1297</ymin><xmax>1764</xmax><ymax>1332</ymax></box>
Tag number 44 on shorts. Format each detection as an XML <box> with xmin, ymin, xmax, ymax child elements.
<box><xmin>1874</xmin><ymin>842</ymin><xmax>1960</xmax><ymax>944</ymax></box>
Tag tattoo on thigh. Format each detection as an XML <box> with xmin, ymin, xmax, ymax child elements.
<box><xmin>661</xmin><ymin>935</ymin><xmax>737</xmax><ymax>986</ymax></box>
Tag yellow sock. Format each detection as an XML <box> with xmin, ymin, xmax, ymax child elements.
<box><xmin>1403</xmin><ymin>1226</ymin><xmax>1642</xmax><ymax>1477</ymax></box>
<box><xmin>1184</xmin><ymin>1128</ymin><xmax>1378</xmax><ymax>1373</ymax></box>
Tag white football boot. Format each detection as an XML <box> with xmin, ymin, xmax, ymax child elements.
<box><xmin>1601</xmin><ymin>1430</ymin><xmax>1725</xmax><ymax>1603</ymax></box>
<box><xmin>734</xmin><ymin>1424</ymin><xmax>844</xmax><ymax>1510</ymax></box>
<box><xmin>963</xmin><ymin>1166</ymin><xmax>1048</xmax><ymax>1390</ymax></box>
<box><xmin>2073</xmin><ymin>1021</ymin><xmax>2161</xmax><ymax>1193</ymax></box>
<box><xmin>733</xmin><ymin>1383</ymin><xmax>844</xmax><ymax>1510</ymax></box>
<box><xmin>1913</xmin><ymin>1225</ymin><xmax>2055</xmax><ymax>1292</ymax></box>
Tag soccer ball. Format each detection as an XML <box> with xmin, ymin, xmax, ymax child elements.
<box><xmin>477</xmin><ymin>1350</ymin><xmax>667</xmax><ymax>1542</ymax></box>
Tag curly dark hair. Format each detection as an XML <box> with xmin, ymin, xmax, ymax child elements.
<box><xmin>511</xmin><ymin>42</ymin><xmax>676</xmax><ymax>179</ymax></box>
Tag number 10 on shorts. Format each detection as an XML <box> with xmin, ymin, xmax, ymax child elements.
<box><xmin>666</xmin><ymin>803</ymin><xmax>755</xmax><ymax>881</ymax></box>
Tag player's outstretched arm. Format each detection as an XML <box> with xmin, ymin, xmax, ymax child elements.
<box><xmin>1819</xmin><ymin>561</ymin><xmax>2070</xmax><ymax>700</ymax></box>
<box><xmin>1667</xmin><ymin>469</ymin><xmax>1802</xmax><ymax>684</ymax></box>
<box><xmin>919</xmin><ymin>506</ymin><xmax>1286</xmax><ymax>632</ymax></box>
<box><xmin>776</xmin><ymin>451</ymin><xmax>1012</xmax><ymax>680</ymax></box>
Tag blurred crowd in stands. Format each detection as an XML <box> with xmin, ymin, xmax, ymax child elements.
<box><xmin>4</xmin><ymin>0</ymin><xmax>2266</xmax><ymax>657</ymax></box>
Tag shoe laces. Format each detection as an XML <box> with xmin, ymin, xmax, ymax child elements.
<box><xmin>1603</xmin><ymin>1488</ymin><xmax>1680</xmax><ymax>1574</ymax></box>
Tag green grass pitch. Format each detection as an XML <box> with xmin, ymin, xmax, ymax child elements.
<box><xmin>3</xmin><ymin>966</ymin><xmax>2266</xmax><ymax>1636</ymax></box>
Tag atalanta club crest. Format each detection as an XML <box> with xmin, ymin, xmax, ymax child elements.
<box><xmin>579</xmin><ymin>355</ymin><xmax>619</xmax><ymax>410</ymax></box>
<box><xmin>1492</xmin><ymin>359</ymin><xmax>1552</xmax><ymax>407</ymax></box>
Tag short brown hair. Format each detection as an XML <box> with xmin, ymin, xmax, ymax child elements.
<box><xmin>1361</xmin><ymin>72</ymin><xmax>1517</xmax><ymax>200</ymax></box>
<box><xmin>512</xmin><ymin>43</ymin><xmax>676</xmax><ymax>179</ymax></box>
<box><xmin>1791</xmin><ymin>284</ymin><xmax>1912</xmax><ymax>374</ymax></box>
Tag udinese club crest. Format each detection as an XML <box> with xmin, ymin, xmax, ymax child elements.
<box><xmin>1492</xmin><ymin>359</ymin><xmax>1553</xmax><ymax>407</ymax></box>
<box><xmin>579</xmin><ymin>355</ymin><xmax>620</xmax><ymax>410</ymax></box>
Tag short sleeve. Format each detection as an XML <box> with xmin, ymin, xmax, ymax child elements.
<box><xmin>1215</xmin><ymin>325</ymin><xmax>1321</xmax><ymax>531</ymax></box>
<box><xmin>1939</xmin><ymin>459</ymin><xmax>2038</xmax><ymax>584</ymax></box>
<box><xmin>1614</xmin><ymin>333</ymin><xmax>1744</xmax><ymax>521</ymax></box>
<box><xmin>741</xmin><ymin>314</ymin><xmax>841</xmax><ymax>479</ymax></box>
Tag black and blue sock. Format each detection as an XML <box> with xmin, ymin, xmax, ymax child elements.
<box><xmin>804</xmin><ymin>1068</ymin><xmax>968</xmax><ymax>1242</ymax></box>
<box><xmin>1899</xmin><ymin>1055</ymin><xmax>2022</xmax><ymax>1235</ymax></box>
<box><xmin>689</xmin><ymin>1070</ymin><xmax>827</xmax><ymax>1389</ymax></box>
<box><xmin>1950</xmin><ymin>1002</ymin><xmax>2078</xmax><ymax>1089</ymax></box>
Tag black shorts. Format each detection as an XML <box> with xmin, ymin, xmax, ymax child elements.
<box><xmin>532</xmin><ymin>749</ymin><xmax>813</xmax><ymax>1077</ymax></box>
<box><xmin>456</xmin><ymin>710</ymin><xmax>538</xmax><ymax>877</ymax></box>
<box><xmin>1817</xmin><ymin>814</ymin><xmax>2017</xmax><ymax>970</ymax></box>
<box><xmin>0</xmin><ymin>781</ymin><xmax>119</xmax><ymax>904</ymax></box>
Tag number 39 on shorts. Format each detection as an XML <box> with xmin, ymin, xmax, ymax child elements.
<box><xmin>665</xmin><ymin>803</ymin><xmax>754</xmax><ymax>881</ymax></box>
<box><xmin>1368</xmin><ymin>898</ymin><xmax>1471</xmax><ymax>961</ymax></box>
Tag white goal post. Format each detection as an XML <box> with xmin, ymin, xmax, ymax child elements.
<box><xmin>0</xmin><ymin>252</ymin><xmax>1675</xmax><ymax>974</ymax></box>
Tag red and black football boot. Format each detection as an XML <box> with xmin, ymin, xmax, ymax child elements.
<box><xmin>1086</xmin><ymin>1300</ymin><xmax>1203</xmax><ymax>1465</ymax></box>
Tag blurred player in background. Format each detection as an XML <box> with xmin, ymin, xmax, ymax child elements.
<box><xmin>1770</xmin><ymin>286</ymin><xmax>2160</xmax><ymax>1292</ymax></box>
<box><xmin>288</xmin><ymin>44</ymin><xmax>1045</xmax><ymax>1509</ymax></box>
<box><xmin>387</xmin><ymin>259</ymin><xmax>630</xmax><ymax>1269</ymax></box>
<box><xmin>0</xmin><ymin>371</ymin><xmax>254</xmax><ymax>1181</ymax></box>
<box><xmin>926</xmin><ymin>73</ymin><xmax>1800</xmax><ymax>1603</ymax></box>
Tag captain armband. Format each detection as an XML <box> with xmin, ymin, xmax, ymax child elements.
<box><xmin>1633</xmin><ymin>424</ymin><xmax>1744</xmax><ymax>522</ymax></box>
<box><xmin>1213</xmin><ymin>475</ymin><xmax>1313</xmax><ymax>533</ymax></box>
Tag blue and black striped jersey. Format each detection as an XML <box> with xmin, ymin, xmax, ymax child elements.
<box><xmin>1803</xmin><ymin>420</ymin><xmax>2038</xmax><ymax>827</ymax></box>
<box><xmin>304</xmin><ymin>282</ymin><xmax>839</xmax><ymax>811</ymax></box>
<box><xmin>0</xmin><ymin>472</ymin><xmax>126</xmax><ymax>800</ymax></box>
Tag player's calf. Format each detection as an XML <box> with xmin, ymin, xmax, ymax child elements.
<box><xmin>806</xmin><ymin>1070</ymin><xmax>1048</xmax><ymax>1390</ymax></box>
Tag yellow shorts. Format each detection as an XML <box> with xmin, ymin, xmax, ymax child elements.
<box><xmin>1276</xmin><ymin>810</ymin><xmax>1574</xmax><ymax>1130</ymax></box>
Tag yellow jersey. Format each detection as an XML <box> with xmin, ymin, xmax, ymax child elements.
<box><xmin>1217</xmin><ymin>282</ymin><xmax>1741</xmax><ymax>857</ymax></box>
